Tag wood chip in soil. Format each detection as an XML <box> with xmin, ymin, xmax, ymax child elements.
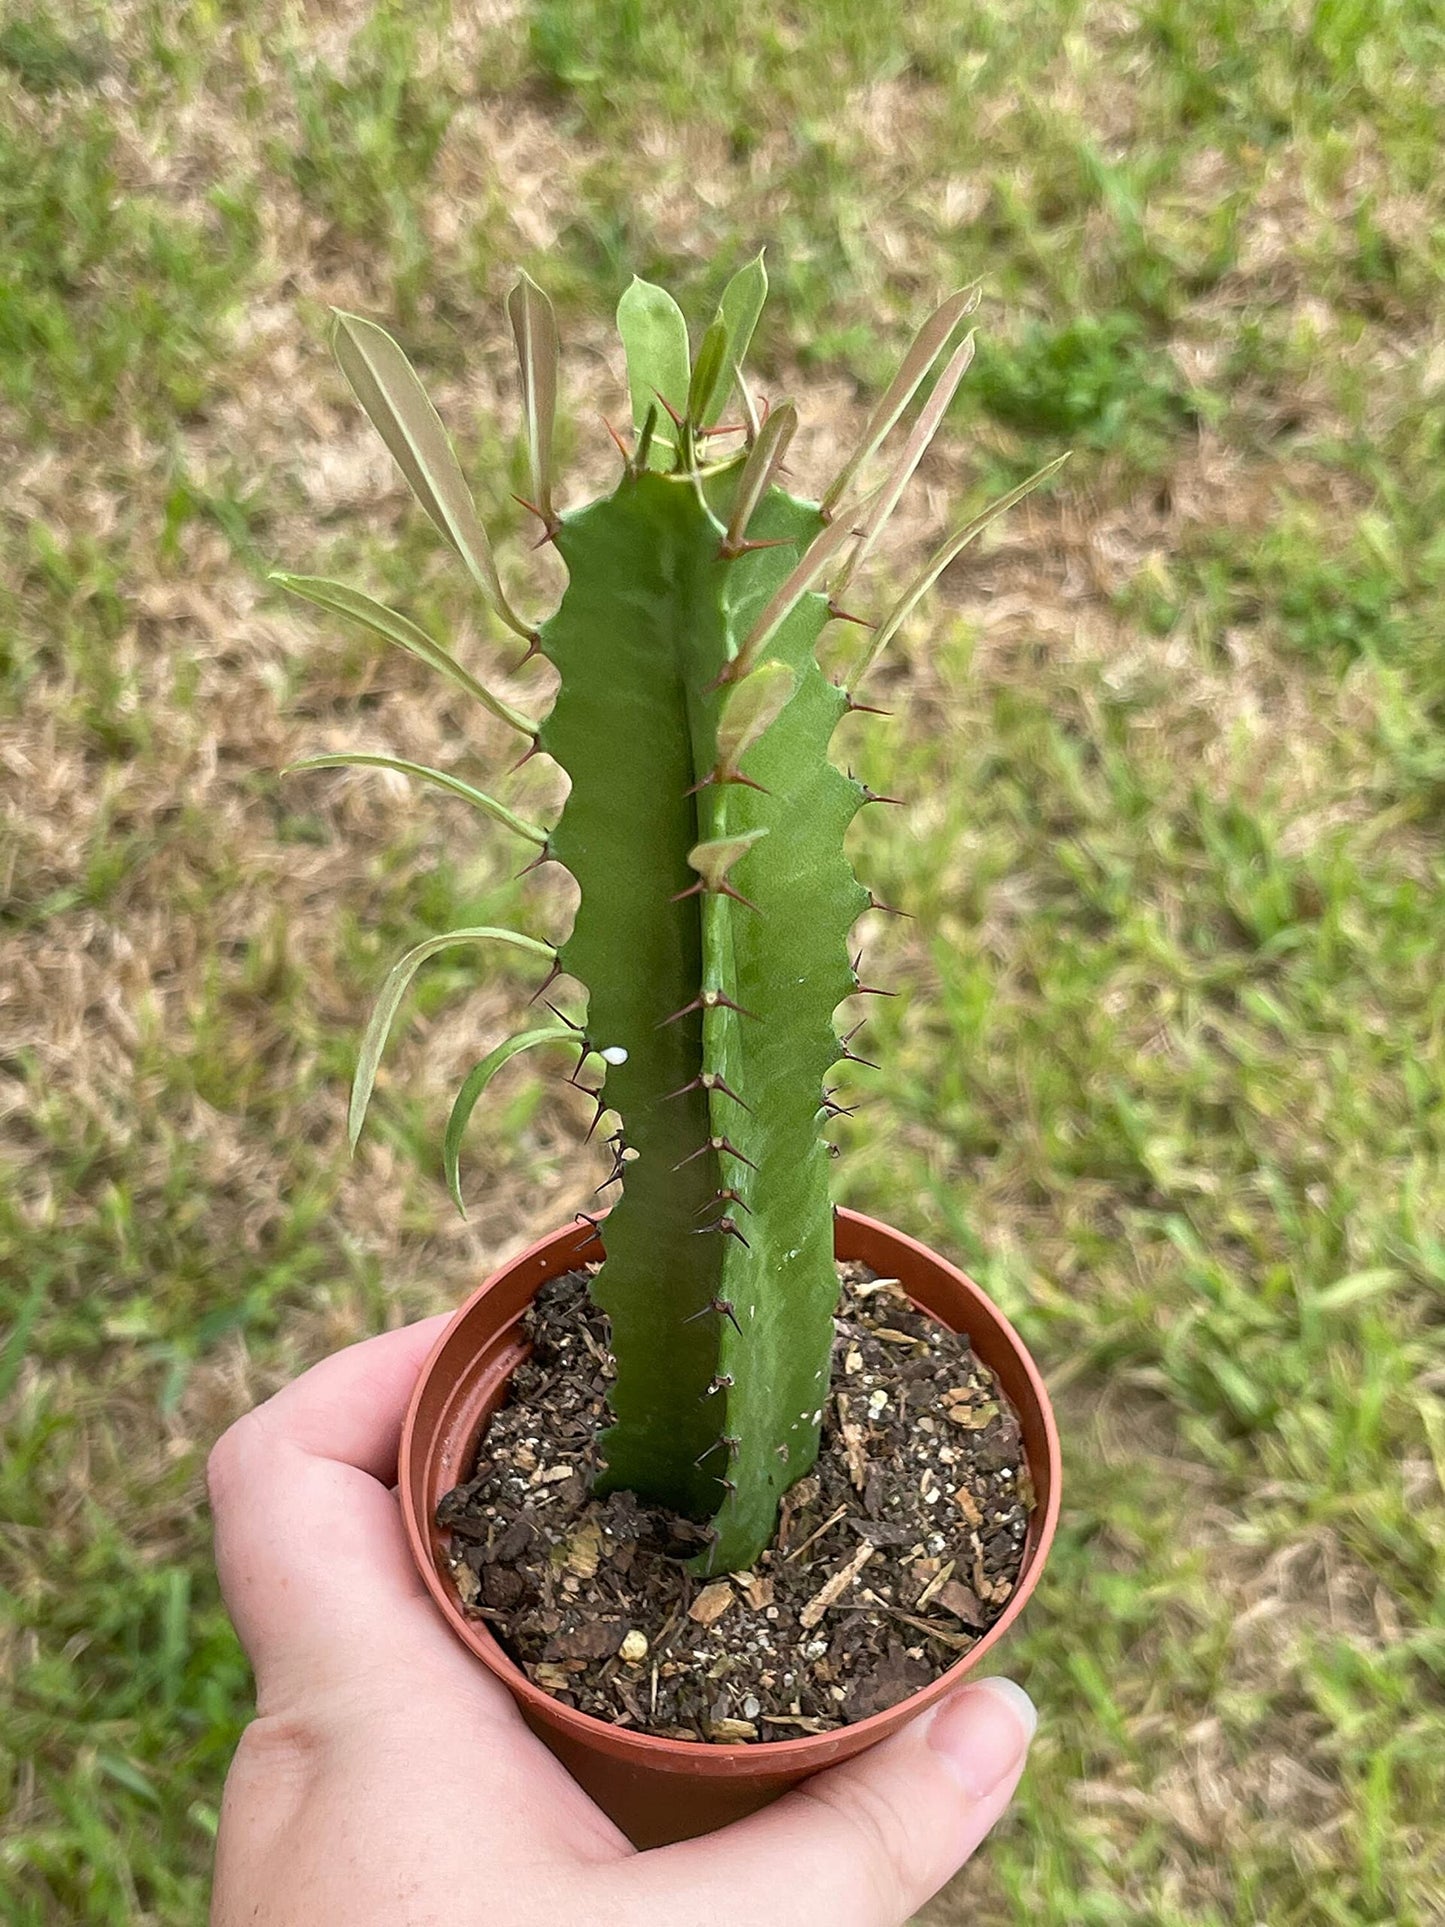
<box><xmin>435</xmin><ymin>1261</ymin><xmax>1033</xmax><ymax>1742</ymax></box>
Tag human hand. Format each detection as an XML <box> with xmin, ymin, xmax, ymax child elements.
<box><xmin>208</xmin><ymin>1317</ymin><xmax>1036</xmax><ymax>1926</ymax></box>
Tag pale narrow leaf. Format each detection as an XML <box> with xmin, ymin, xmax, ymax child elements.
<box><xmin>616</xmin><ymin>278</ymin><xmax>690</xmax><ymax>467</ymax></box>
<box><xmin>832</xmin><ymin>330</ymin><xmax>977</xmax><ymax>596</ymax></box>
<box><xmin>848</xmin><ymin>455</ymin><xmax>1069</xmax><ymax>690</ymax></box>
<box><xmin>330</xmin><ymin>310</ymin><xmax>532</xmax><ymax>639</ymax></box>
<box><xmin>723</xmin><ymin>403</ymin><xmax>797</xmax><ymax>551</ymax></box>
<box><xmin>444</xmin><ymin>1025</ymin><xmax>578</xmax><ymax>1214</ymax></box>
<box><xmin>732</xmin><ymin>484</ymin><xmax>882</xmax><ymax>678</ymax></box>
<box><xmin>506</xmin><ymin>271</ymin><xmax>559</xmax><ymax>523</ymax></box>
<box><xmin>820</xmin><ymin>284</ymin><xmax>981</xmax><ymax>513</ymax></box>
<box><xmin>270</xmin><ymin>575</ymin><xmax>536</xmax><ymax>739</ymax></box>
<box><xmin>716</xmin><ymin>660</ymin><xmax>797</xmax><ymax>774</ymax></box>
<box><xmin>349</xmin><ymin>927</ymin><xmax>555</xmax><ymax>1151</ymax></box>
<box><xmin>702</xmin><ymin>251</ymin><xmax>768</xmax><ymax>424</ymax></box>
<box><xmin>286</xmin><ymin>753</ymin><xmax>547</xmax><ymax>844</ymax></box>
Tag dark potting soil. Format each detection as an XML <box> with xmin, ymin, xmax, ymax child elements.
<box><xmin>435</xmin><ymin>1262</ymin><xmax>1033</xmax><ymax>1742</ymax></box>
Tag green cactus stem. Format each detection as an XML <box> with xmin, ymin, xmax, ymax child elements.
<box><xmin>280</xmin><ymin>261</ymin><xmax>1064</xmax><ymax>1575</ymax></box>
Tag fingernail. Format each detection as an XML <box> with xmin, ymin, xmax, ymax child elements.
<box><xmin>928</xmin><ymin>1677</ymin><xmax>1036</xmax><ymax>1800</ymax></box>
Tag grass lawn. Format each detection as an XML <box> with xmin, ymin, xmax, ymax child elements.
<box><xmin>2</xmin><ymin>0</ymin><xmax>1443</xmax><ymax>1920</ymax></box>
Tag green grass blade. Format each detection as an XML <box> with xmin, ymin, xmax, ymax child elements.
<box><xmin>270</xmin><ymin>574</ymin><xmax>536</xmax><ymax>738</ymax></box>
<box><xmin>285</xmin><ymin>753</ymin><xmax>548</xmax><ymax>844</ymax></box>
<box><xmin>349</xmin><ymin>927</ymin><xmax>555</xmax><ymax>1151</ymax></box>
<box><xmin>330</xmin><ymin>310</ymin><xmax>533</xmax><ymax>639</ymax></box>
<box><xmin>443</xmin><ymin>1025</ymin><xmax>578</xmax><ymax>1214</ymax></box>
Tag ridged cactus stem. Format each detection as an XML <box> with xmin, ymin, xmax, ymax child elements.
<box><xmin>288</xmin><ymin>260</ymin><xmax>1063</xmax><ymax>1578</ymax></box>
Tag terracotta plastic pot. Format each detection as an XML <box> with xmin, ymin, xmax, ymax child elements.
<box><xmin>399</xmin><ymin>1207</ymin><xmax>1061</xmax><ymax>1849</ymax></box>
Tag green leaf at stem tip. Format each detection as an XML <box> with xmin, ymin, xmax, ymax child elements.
<box><xmin>269</xmin><ymin>574</ymin><xmax>536</xmax><ymax>739</ymax></box>
<box><xmin>285</xmin><ymin>753</ymin><xmax>548</xmax><ymax>844</ymax></box>
<box><xmin>444</xmin><ymin>1025</ymin><xmax>579</xmax><ymax>1214</ymax></box>
<box><xmin>616</xmin><ymin>278</ymin><xmax>690</xmax><ymax>468</ymax></box>
<box><xmin>687</xmin><ymin>319</ymin><xmax>729</xmax><ymax>427</ymax></box>
<box><xmin>848</xmin><ymin>454</ymin><xmax>1070</xmax><ymax>690</ymax></box>
<box><xmin>349</xmin><ymin>927</ymin><xmax>555</xmax><ymax>1151</ymax></box>
<box><xmin>507</xmin><ymin>271</ymin><xmax>559</xmax><ymax>524</ymax></box>
<box><xmin>702</xmin><ymin>251</ymin><xmax>768</xmax><ymax>425</ymax></box>
<box><xmin>330</xmin><ymin>310</ymin><xmax>533</xmax><ymax>640</ymax></box>
<box><xmin>819</xmin><ymin>282</ymin><xmax>980</xmax><ymax>513</ymax></box>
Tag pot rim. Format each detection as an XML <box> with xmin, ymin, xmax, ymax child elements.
<box><xmin>399</xmin><ymin>1205</ymin><xmax>1061</xmax><ymax>1767</ymax></box>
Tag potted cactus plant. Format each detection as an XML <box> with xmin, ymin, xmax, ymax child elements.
<box><xmin>275</xmin><ymin>260</ymin><xmax>1064</xmax><ymax>1847</ymax></box>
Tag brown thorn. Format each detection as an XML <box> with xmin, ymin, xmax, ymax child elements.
<box><xmin>854</xmin><ymin>982</ymin><xmax>897</xmax><ymax>998</ymax></box>
<box><xmin>509</xmin><ymin>738</ymin><xmax>543</xmax><ymax>773</ymax></box>
<box><xmin>574</xmin><ymin>1209</ymin><xmax>603</xmax><ymax>1232</ymax></box>
<box><xmin>693</xmin><ymin>1216</ymin><xmax>750</xmax><ymax>1248</ymax></box>
<box><xmin>860</xmin><ymin>787</ymin><xmax>905</xmax><ymax>807</ymax></box>
<box><xmin>683</xmin><ymin>768</ymin><xmax>771</xmax><ymax>797</ymax></box>
<box><xmin>602</xmin><ymin>414</ymin><xmax>630</xmax><ymax>460</ymax></box>
<box><xmin>544</xmin><ymin>1000</ymin><xmax>585</xmax><ymax>1032</ymax></box>
<box><xmin>511</xmin><ymin>493</ymin><xmax>561</xmax><ymax>542</ymax></box>
<box><xmin>528</xmin><ymin>960</ymin><xmax>562</xmax><ymax>1006</ymax></box>
<box><xmin>827</xmin><ymin>599</ymin><xmax>875</xmax><ymax>628</ymax></box>
<box><xmin>718</xmin><ymin>533</ymin><xmax>795</xmax><ymax>560</ymax></box>
<box><xmin>595</xmin><ymin>1166</ymin><xmax>625</xmax><ymax>1191</ymax></box>
<box><xmin>515</xmin><ymin>847</ymin><xmax>554</xmax><ymax>879</ymax></box>
<box><xmin>657</xmin><ymin>990</ymin><xmax>759</xmax><ymax>1028</ymax></box>
<box><xmin>512</xmin><ymin>635</ymin><xmax>544</xmax><ymax>670</ymax></box>
<box><xmin>867</xmin><ymin>891</ymin><xmax>913</xmax><ymax>919</ymax></box>
<box><xmin>651</xmin><ymin>387</ymin><xmax>685</xmax><ymax>428</ymax></box>
<box><xmin>697</xmin><ymin>418</ymin><xmax>748</xmax><ymax>437</ymax></box>
<box><xmin>667</xmin><ymin>879</ymin><xmax>760</xmax><ymax>912</ymax></box>
<box><xmin>842</xmin><ymin>691</ymin><xmax>893</xmax><ymax>717</ymax></box>
<box><xmin>693</xmin><ymin>1188</ymin><xmax>751</xmax><ymax>1219</ymax></box>
<box><xmin>584</xmin><ymin>1092</ymin><xmax>611</xmax><ymax>1142</ymax></box>
<box><xmin>662</xmin><ymin>1072</ymin><xmax>753</xmax><ymax>1112</ymax></box>
<box><xmin>839</xmin><ymin>1045</ymin><xmax>880</xmax><ymax>1070</ymax></box>
<box><xmin>715</xmin><ymin>1134</ymin><xmax>758</xmax><ymax>1168</ymax></box>
<box><xmin>694</xmin><ymin>1438</ymin><xmax>728</xmax><ymax>1465</ymax></box>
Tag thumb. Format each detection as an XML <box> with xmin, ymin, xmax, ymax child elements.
<box><xmin>630</xmin><ymin>1676</ymin><xmax>1036</xmax><ymax>1927</ymax></box>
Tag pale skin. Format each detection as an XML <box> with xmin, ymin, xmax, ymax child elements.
<box><xmin>209</xmin><ymin>1316</ymin><xmax>1037</xmax><ymax>1927</ymax></box>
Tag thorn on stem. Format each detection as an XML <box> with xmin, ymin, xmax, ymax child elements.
<box><xmin>684</xmin><ymin>768</ymin><xmax>770</xmax><ymax>798</ymax></box>
<box><xmin>827</xmin><ymin>599</ymin><xmax>875</xmax><ymax>628</ymax></box>
<box><xmin>657</xmin><ymin>988</ymin><xmax>759</xmax><ymax>1027</ymax></box>
<box><xmin>511</xmin><ymin>493</ymin><xmax>561</xmax><ymax>543</ymax></box>
<box><xmin>664</xmin><ymin>1071</ymin><xmax>753</xmax><ymax>1112</ymax></box>
<box><xmin>528</xmin><ymin>960</ymin><xmax>563</xmax><ymax>1006</ymax></box>
<box><xmin>672</xmin><ymin>1134</ymin><xmax>758</xmax><ymax>1171</ymax></box>
<box><xmin>718</xmin><ymin>533</ymin><xmax>794</xmax><ymax>561</ymax></box>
